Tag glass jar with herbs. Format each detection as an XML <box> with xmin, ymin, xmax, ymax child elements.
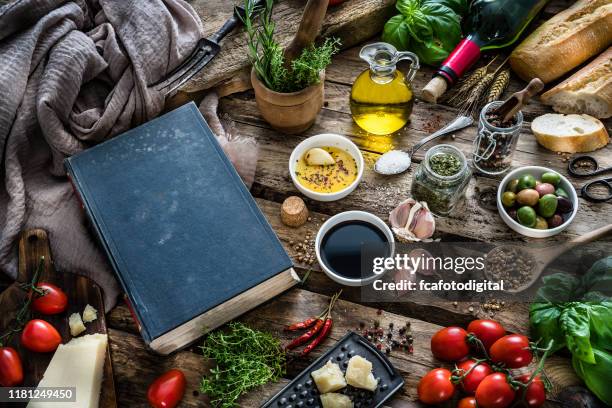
<box><xmin>472</xmin><ymin>101</ymin><xmax>523</xmax><ymax>175</ymax></box>
<box><xmin>411</xmin><ymin>145</ymin><xmax>471</xmax><ymax>216</ymax></box>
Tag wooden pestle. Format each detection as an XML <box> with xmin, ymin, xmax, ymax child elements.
<box><xmin>283</xmin><ymin>0</ymin><xmax>329</xmax><ymax>68</ymax></box>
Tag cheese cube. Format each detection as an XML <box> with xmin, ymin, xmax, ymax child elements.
<box><xmin>320</xmin><ymin>393</ymin><xmax>354</xmax><ymax>408</ymax></box>
<box><xmin>82</xmin><ymin>304</ymin><xmax>98</xmax><ymax>323</ymax></box>
<box><xmin>69</xmin><ymin>312</ymin><xmax>86</xmax><ymax>336</ymax></box>
<box><xmin>345</xmin><ymin>355</ymin><xmax>378</xmax><ymax>391</ymax></box>
<box><xmin>311</xmin><ymin>360</ymin><xmax>347</xmax><ymax>393</ymax></box>
<box><xmin>28</xmin><ymin>334</ymin><xmax>108</xmax><ymax>408</ymax></box>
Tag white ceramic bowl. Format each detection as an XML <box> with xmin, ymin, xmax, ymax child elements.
<box><xmin>497</xmin><ymin>166</ymin><xmax>578</xmax><ymax>238</ymax></box>
<box><xmin>289</xmin><ymin>134</ymin><xmax>364</xmax><ymax>202</ymax></box>
<box><xmin>315</xmin><ymin>211</ymin><xmax>395</xmax><ymax>286</ymax></box>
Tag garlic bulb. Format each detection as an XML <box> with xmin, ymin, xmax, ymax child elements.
<box><xmin>389</xmin><ymin>198</ymin><xmax>435</xmax><ymax>242</ymax></box>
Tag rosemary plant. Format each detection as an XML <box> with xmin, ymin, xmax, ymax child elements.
<box><xmin>240</xmin><ymin>0</ymin><xmax>340</xmax><ymax>93</ymax></box>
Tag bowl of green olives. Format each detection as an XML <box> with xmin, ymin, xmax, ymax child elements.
<box><xmin>497</xmin><ymin>166</ymin><xmax>578</xmax><ymax>238</ymax></box>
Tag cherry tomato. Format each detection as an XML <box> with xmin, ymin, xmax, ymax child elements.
<box><xmin>475</xmin><ymin>373</ymin><xmax>516</xmax><ymax>408</ymax></box>
<box><xmin>147</xmin><ymin>369</ymin><xmax>186</xmax><ymax>408</ymax></box>
<box><xmin>31</xmin><ymin>283</ymin><xmax>68</xmax><ymax>315</ymax></box>
<box><xmin>21</xmin><ymin>319</ymin><xmax>62</xmax><ymax>353</ymax></box>
<box><xmin>456</xmin><ymin>359</ymin><xmax>493</xmax><ymax>394</ymax></box>
<box><xmin>490</xmin><ymin>334</ymin><xmax>533</xmax><ymax>368</ymax></box>
<box><xmin>0</xmin><ymin>347</ymin><xmax>23</xmax><ymax>387</ymax></box>
<box><xmin>417</xmin><ymin>368</ymin><xmax>456</xmax><ymax>404</ymax></box>
<box><xmin>516</xmin><ymin>374</ymin><xmax>546</xmax><ymax>408</ymax></box>
<box><xmin>430</xmin><ymin>326</ymin><xmax>469</xmax><ymax>361</ymax></box>
<box><xmin>467</xmin><ymin>319</ymin><xmax>506</xmax><ymax>351</ymax></box>
<box><xmin>328</xmin><ymin>0</ymin><xmax>346</xmax><ymax>5</ymax></box>
<box><xmin>458</xmin><ymin>396</ymin><xmax>478</xmax><ymax>408</ymax></box>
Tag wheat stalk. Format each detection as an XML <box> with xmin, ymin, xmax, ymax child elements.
<box><xmin>486</xmin><ymin>68</ymin><xmax>511</xmax><ymax>103</ymax></box>
<box><xmin>446</xmin><ymin>56</ymin><xmax>497</xmax><ymax>106</ymax></box>
<box><xmin>460</xmin><ymin>72</ymin><xmax>495</xmax><ymax>117</ymax></box>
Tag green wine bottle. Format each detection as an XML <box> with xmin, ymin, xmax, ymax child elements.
<box><xmin>435</xmin><ymin>0</ymin><xmax>549</xmax><ymax>85</ymax></box>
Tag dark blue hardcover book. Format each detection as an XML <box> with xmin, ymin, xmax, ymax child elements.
<box><xmin>65</xmin><ymin>102</ymin><xmax>297</xmax><ymax>354</ymax></box>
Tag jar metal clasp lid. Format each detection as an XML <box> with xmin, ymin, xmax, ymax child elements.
<box><xmin>473</xmin><ymin>128</ymin><xmax>504</xmax><ymax>163</ymax></box>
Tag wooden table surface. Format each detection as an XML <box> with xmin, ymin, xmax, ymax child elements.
<box><xmin>21</xmin><ymin>0</ymin><xmax>608</xmax><ymax>406</ymax></box>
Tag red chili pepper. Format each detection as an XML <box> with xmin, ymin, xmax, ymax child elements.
<box><xmin>285</xmin><ymin>317</ymin><xmax>318</xmax><ymax>331</ymax></box>
<box><xmin>286</xmin><ymin>319</ymin><xmax>324</xmax><ymax>350</ymax></box>
<box><xmin>302</xmin><ymin>318</ymin><xmax>333</xmax><ymax>356</ymax></box>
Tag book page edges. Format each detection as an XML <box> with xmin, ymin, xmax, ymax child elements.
<box><xmin>149</xmin><ymin>267</ymin><xmax>299</xmax><ymax>355</ymax></box>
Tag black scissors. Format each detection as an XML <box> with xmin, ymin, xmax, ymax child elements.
<box><xmin>568</xmin><ymin>155</ymin><xmax>612</xmax><ymax>203</ymax></box>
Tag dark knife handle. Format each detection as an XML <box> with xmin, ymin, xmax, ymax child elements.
<box><xmin>210</xmin><ymin>0</ymin><xmax>265</xmax><ymax>44</ymax></box>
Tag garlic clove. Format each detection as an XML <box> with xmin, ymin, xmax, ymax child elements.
<box><xmin>305</xmin><ymin>148</ymin><xmax>336</xmax><ymax>166</ymax></box>
<box><xmin>389</xmin><ymin>199</ymin><xmax>435</xmax><ymax>242</ymax></box>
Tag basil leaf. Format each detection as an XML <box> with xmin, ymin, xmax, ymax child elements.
<box><xmin>582</xmin><ymin>256</ymin><xmax>612</xmax><ymax>299</ymax></box>
<box><xmin>529</xmin><ymin>302</ymin><xmax>566</xmax><ymax>352</ymax></box>
<box><xmin>409</xmin><ymin>39</ymin><xmax>450</xmax><ymax>65</ymax></box>
<box><xmin>535</xmin><ymin>273</ymin><xmax>581</xmax><ymax>303</ymax></box>
<box><xmin>396</xmin><ymin>0</ymin><xmax>419</xmax><ymax>16</ymax></box>
<box><xmin>421</xmin><ymin>3</ymin><xmax>461</xmax><ymax>49</ymax></box>
<box><xmin>561</xmin><ymin>304</ymin><xmax>596</xmax><ymax>364</ymax></box>
<box><xmin>382</xmin><ymin>15</ymin><xmax>413</xmax><ymax>51</ymax></box>
<box><xmin>572</xmin><ymin>347</ymin><xmax>612</xmax><ymax>405</ymax></box>
<box><xmin>589</xmin><ymin>301</ymin><xmax>612</xmax><ymax>350</ymax></box>
<box><xmin>424</xmin><ymin>0</ymin><xmax>468</xmax><ymax>15</ymax></box>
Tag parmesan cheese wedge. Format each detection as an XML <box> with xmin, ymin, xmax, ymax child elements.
<box><xmin>27</xmin><ymin>334</ymin><xmax>108</xmax><ymax>408</ymax></box>
<box><xmin>320</xmin><ymin>393</ymin><xmax>354</xmax><ymax>408</ymax></box>
<box><xmin>69</xmin><ymin>312</ymin><xmax>86</xmax><ymax>337</ymax></box>
<box><xmin>311</xmin><ymin>360</ymin><xmax>347</xmax><ymax>393</ymax></box>
<box><xmin>82</xmin><ymin>304</ymin><xmax>98</xmax><ymax>323</ymax></box>
<box><xmin>345</xmin><ymin>355</ymin><xmax>378</xmax><ymax>391</ymax></box>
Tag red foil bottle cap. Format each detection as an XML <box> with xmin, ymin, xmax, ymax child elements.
<box><xmin>437</xmin><ymin>39</ymin><xmax>481</xmax><ymax>84</ymax></box>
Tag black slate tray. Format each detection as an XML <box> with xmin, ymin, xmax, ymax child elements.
<box><xmin>261</xmin><ymin>331</ymin><xmax>404</xmax><ymax>408</ymax></box>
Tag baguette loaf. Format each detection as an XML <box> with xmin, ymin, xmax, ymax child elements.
<box><xmin>531</xmin><ymin>113</ymin><xmax>609</xmax><ymax>153</ymax></box>
<box><xmin>510</xmin><ymin>0</ymin><xmax>612</xmax><ymax>84</ymax></box>
<box><xmin>540</xmin><ymin>47</ymin><xmax>612</xmax><ymax>118</ymax></box>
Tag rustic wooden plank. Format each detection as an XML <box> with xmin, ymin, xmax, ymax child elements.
<box><xmin>179</xmin><ymin>0</ymin><xmax>396</xmax><ymax>94</ymax></box>
<box><xmin>108</xmin><ymin>287</ymin><xmax>574</xmax><ymax>405</ymax></box>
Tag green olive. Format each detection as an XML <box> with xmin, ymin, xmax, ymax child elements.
<box><xmin>516</xmin><ymin>188</ymin><xmax>539</xmax><ymax>206</ymax></box>
<box><xmin>502</xmin><ymin>191</ymin><xmax>516</xmax><ymax>207</ymax></box>
<box><xmin>538</xmin><ymin>194</ymin><xmax>558</xmax><ymax>218</ymax></box>
<box><xmin>517</xmin><ymin>206</ymin><xmax>537</xmax><ymax>228</ymax></box>
<box><xmin>507</xmin><ymin>179</ymin><xmax>520</xmax><ymax>193</ymax></box>
<box><xmin>534</xmin><ymin>216</ymin><xmax>548</xmax><ymax>230</ymax></box>
<box><xmin>541</xmin><ymin>171</ymin><xmax>561</xmax><ymax>186</ymax></box>
<box><xmin>555</xmin><ymin>187</ymin><xmax>569</xmax><ymax>199</ymax></box>
<box><xmin>517</xmin><ymin>174</ymin><xmax>537</xmax><ymax>191</ymax></box>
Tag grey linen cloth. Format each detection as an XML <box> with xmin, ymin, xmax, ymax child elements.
<box><xmin>0</xmin><ymin>0</ymin><xmax>203</xmax><ymax>311</ymax></box>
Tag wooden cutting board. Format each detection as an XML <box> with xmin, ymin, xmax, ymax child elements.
<box><xmin>2</xmin><ymin>229</ymin><xmax>117</xmax><ymax>407</ymax></box>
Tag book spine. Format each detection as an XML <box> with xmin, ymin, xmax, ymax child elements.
<box><xmin>123</xmin><ymin>295</ymin><xmax>143</xmax><ymax>333</ymax></box>
<box><xmin>66</xmin><ymin>172</ymin><xmax>85</xmax><ymax>211</ymax></box>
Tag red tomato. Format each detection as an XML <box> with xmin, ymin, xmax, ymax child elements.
<box><xmin>430</xmin><ymin>326</ymin><xmax>469</xmax><ymax>361</ymax></box>
<box><xmin>490</xmin><ymin>334</ymin><xmax>533</xmax><ymax>368</ymax></box>
<box><xmin>21</xmin><ymin>319</ymin><xmax>62</xmax><ymax>353</ymax></box>
<box><xmin>456</xmin><ymin>359</ymin><xmax>493</xmax><ymax>394</ymax></box>
<box><xmin>417</xmin><ymin>368</ymin><xmax>456</xmax><ymax>404</ymax></box>
<box><xmin>475</xmin><ymin>373</ymin><xmax>516</xmax><ymax>408</ymax></box>
<box><xmin>458</xmin><ymin>396</ymin><xmax>478</xmax><ymax>408</ymax></box>
<box><xmin>467</xmin><ymin>319</ymin><xmax>506</xmax><ymax>350</ymax></box>
<box><xmin>31</xmin><ymin>283</ymin><xmax>68</xmax><ymax>315</ymax></box>
<box><xmin>0</xmin><ymin>347</ymin><xmax>23</xmax><ymax>387</ymax></box>
<box><xmin>516</xmin><ymin>374</ymin><xmax>546</xmax><ymax>408</ymax></box>
<box><xmin>328</xmin><ymin>0</ymin><xmax>346</xmax><ymax>5</ymax></box>
<box><xmin>147</xmin><ymin>369</ymin><xmax>186</xmax><ymax>408</ymax></box>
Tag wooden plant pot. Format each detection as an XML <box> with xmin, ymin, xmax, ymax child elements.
<box><xmin>251</xmin><ymin>68</ymin><xmax>325</xmax><ymax>134</ymax></box>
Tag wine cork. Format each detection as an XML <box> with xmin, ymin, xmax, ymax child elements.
<box><xmin>281</xmin><ymin>196</ymin><xmax>309</xmax><ymax>227</ymax></box>
<box><xmin>421</xmin><ymin>76</ymin><xmax>448</xmax><ymax>104</ymax></box>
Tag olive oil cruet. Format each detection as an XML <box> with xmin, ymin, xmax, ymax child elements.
<box><xmin>350</xmin><ymin>42</ymin><xmax>419</xmax><ymax>135</ymax></box>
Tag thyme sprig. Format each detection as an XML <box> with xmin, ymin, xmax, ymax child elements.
<box><xmin>200</xmin><ymin>322</ymin><xmax>285</xmax><ymax>408</ymax></box>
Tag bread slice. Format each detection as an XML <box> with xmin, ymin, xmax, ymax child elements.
<box><xmin>531</xmin><ymin>113</ymin><xmax>609</xmax><ymax>153</ymax></box>
<box><xmin>540</xmin><ymin>47</ymin><xmax>612</xmax><ymax>119</ymax></box>
<box><xmin>509</xmin><ymin>0</ymin><xmax>612</xmax><ymax>83</ymax></box>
